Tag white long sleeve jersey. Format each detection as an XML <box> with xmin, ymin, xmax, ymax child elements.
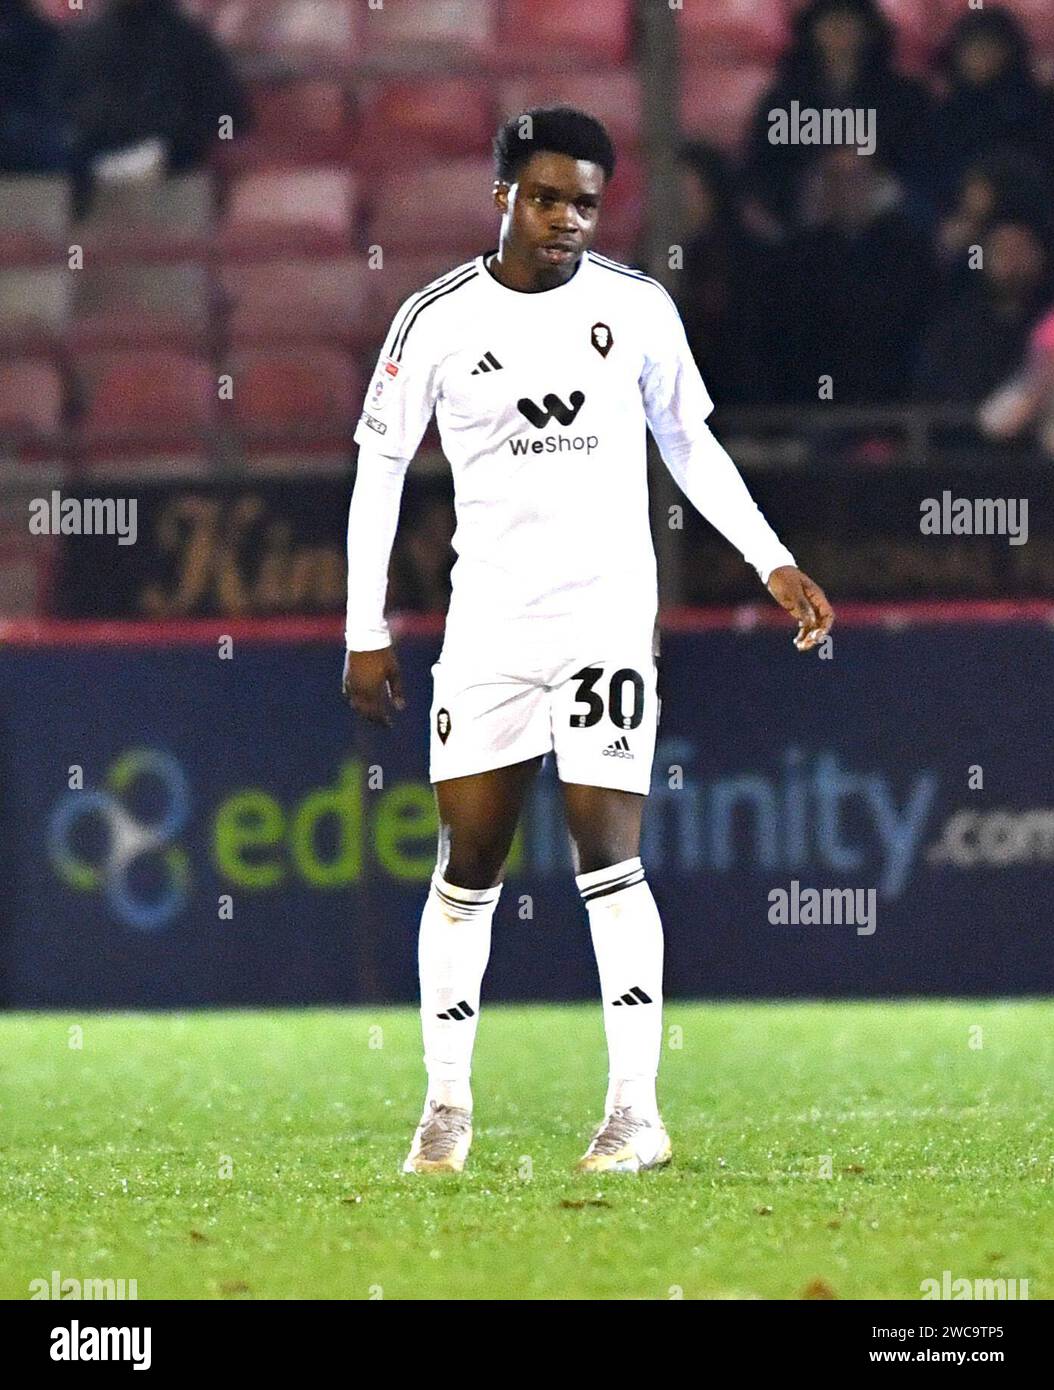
<box><xmin>346</xmin><ymin>249</ymin><xmax>795</xmax><ymax>662</ymax></box>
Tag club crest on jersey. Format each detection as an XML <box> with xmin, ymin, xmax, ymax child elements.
<box><xmin>436</xmin><ymin>707</ymin><xmax>452</xmax><ymax>744</ymax></box>
<box><xmin>591</xmin><ymin>322</ymin><xmax>613</xmax><ymax>358</ymax></box>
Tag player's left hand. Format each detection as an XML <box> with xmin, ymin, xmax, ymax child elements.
<box><xmin>766</xmin><ymin>566</ymin><xmax>834</xmax><ymax>652</ymax></box>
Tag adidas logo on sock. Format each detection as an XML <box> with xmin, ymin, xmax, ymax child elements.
<box><xmin>612</xmin><ymin>985</ymin><xmax>653</xmax><ymax>1007</ymax></box>
<box><xmin>437</xmin><ymin>1000</ymin><xmax>475</xmax><ymax>1021</ymax></box>
<box><xmin>470</xmin><ymin>351</ymin><xmax>503</xmax><ymax>375</ymax></box>
<box><xmin>602</xmin><ymin>735</ymin><xmax>634</xmax><ymax>759</ymax></box>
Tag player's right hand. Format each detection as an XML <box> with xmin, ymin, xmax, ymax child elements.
<box><xmin>342</xmin><ymin>646</ymin><xmax>407</xmax><ymax>727</ymax></box>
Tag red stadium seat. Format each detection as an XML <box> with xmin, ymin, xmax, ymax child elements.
<box><xmin>226</xmin><ymin>348</ymin><xmax>360</xmax><ymax>444</ymax></box>
<box><xmin>220</xmin><ymin>258</ymin><xmax>371</xmax><ymax>346</ymax></box>
<box><xmin>0</xmin><ymin>269</ymin><xmax>71</xmax><ymax>352</ymax></box>
<box><xmin>32</xmin><ymin>0</ymin><xmax>106</xmax><ymax>21</ymax></box>
<box><xmin>0</xmin><ymin>360</ymin><xmax>64</xmax><ymax>440</ymax></box>
<box><xmin>78</xmin><ymin>174</ymin><xmax>214</xmax><ymax>263</ymax></box>
<box><xmin>207</xmin><ymin>0</ymin><xmax>360</xmax><ymax>65</ymax></box>
<box><xmin>234</xmin><ymin>79</ymin><xmax>355</xmax><ymax>168</ymax></box>
<box><xmin>589</xmin><ymin>155</ymin><xmax>645</xmax><ymax>251</ymax></box>
<box><xmin>497</xmin><ymin>72</ymin><xmax>643</xmax><ymax>152</ymax></box>
<box><xmin>76</xmin><ymin>351</ymin><xmax>216</xmax><ymax>449</ymax></box>
<box><xmin>361</xmin><ymin>0</ymin><xmax>495</xmax><ymax>64</ymax></box>
<box><xmin>69</xmin><ymin>265</ymin><xmax>213</xmax><ymax>351</ymax></box>
<box><xmin>0</xmin><ymin>176</ymin><xmax>69</xmax><ymax>266</ymax></box>
<box><xmin>874</xmin><ymin>0</ymin><xmax>945</xmax><ymax>74</ymax></box>
<box><xmin>0</xmin><ymin>534</ymin><xmax>58</xmax><ymax>617</ymax></box>
<box><xmin>367</xmin><ymin>159</ymin><xmax>497</xmax><ymax>253</ymax></box>
<box><xmin>365</xmin><ymin>251</ymin><xmax>484</xmax><ymax>338</ymax></box>
<box><xmin>220</xmin><ymin>169</ymin><xmax>356</xmax><ymax>257</ymax></box>
<box><xmin>678</xmin><ymin>0</ymin><xmax>789</xmax><ymax>62</ymax></box>
<box><xmin>350</xmin><ymin>79</ymin><xmax>495</xmax><ymax>167</ymax></box>
<box><xmin>680</xmin><ymin>59</ymin><xmax>774</xmax><ymax>152</ymax></box>
<box><xmin>497</xmin><ymin>0</ymin><xmax>632</xmax><ymax>67</ymax></box>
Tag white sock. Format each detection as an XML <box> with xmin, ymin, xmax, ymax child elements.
<box><xmin>576</xmin><ymin>856</ymin><xmax>663</xmax><ymax>1124</ymax></box>
<box><xmin>418</xmin><ymin>867</ymin><xmax>502</xmax><ymax>1114</ymax></box>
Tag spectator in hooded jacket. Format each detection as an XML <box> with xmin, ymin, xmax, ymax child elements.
<box><xmin>745</xmin><ymin>0</ymin><xmax>930</xmax><ymax>232</ymax></box>
<box><xmin>927</xmin><ymin>6</ymin><xmax>1054</xmax><ymax>213</ymax></box>
<box><xmin>915</xmin><ymin>218</ymin><xmax>1053</xmax><ymax>404</ymax></box>
<box><xmin>0</xmin><ymin>0</ymin><xmax>67</xmax><ymax>173</ymax></box>
<box><xmin>59</xmin><ymin>0</ymin><xmax>249</xmax><ymax>215</ymax></box>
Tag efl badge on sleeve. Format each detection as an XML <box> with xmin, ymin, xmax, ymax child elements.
<box><xmin>436</xmin><ymin>708</ymin><xmax>452</xmax><ymax>744</ymax></box>
<box><xmin>591</xmin><ymin>322</ymin><xmax>613</xmax><ymax>358</ymax></box>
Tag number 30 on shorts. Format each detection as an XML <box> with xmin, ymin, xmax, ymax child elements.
<box><xmin>568</xmin><ymin>666</ymin><xmax>646</xmax><ymax>731</ymax></box>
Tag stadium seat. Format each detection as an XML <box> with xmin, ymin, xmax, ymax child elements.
<box><xmin>497</xmin><ymin>0</ymin><xmax>632</xmax><ymax>67</ymax></box>
<box><xmin>69</xmin><ymin>264</ymin><xmax>213</xmax><ymax>351</ymax></box>
<box><xmin>0</xmin><ymin>533</ymin><xmax>57</xmax><ymax>616</ymax></box>
<box><xmin>78</xmin><ymin>174</ymin><xmax>214</xmax><ymax>262</ymax></box>
<box><xmin>220</xmin><ymin>258</ymin><xmax>371</xmax><ymax>346</ymax></box>
<box><xmin>365</xmin><ymin>251</ymin><xmax>484</xmax><ymax>339</ymax></box>
<box><xmin>31</xmin><ymin>0</ymin><xmax>105</xmax><ymax>21</ymax></box>
<box><xmin>680</xmin><ymin>59</ymin><xmax>774</xmax><ymax>152</ymax></box>
<box><xmin>207</xmin><ymin>0</ymin><xmax>360</xmax><ymax>65</ymax></box>
<box><xmin>497</xmin><ymin>72</ymin><xmax>643</xmax><ymax>151</ymax></box>
<box><xmin>590</xmin><ymin>155</ymin><xmax>645</xmax><ymax>250</ymax></box>
<box><xmin>233</xmin><ymin>79</ymin><xmax>354</xmax><ymax>168</ymax></box>
<box><xmin>367</xmin><ymin>159</ymin><xmax>497</xmax><ymax>253</ymax></box>
<box><xmin>0</xmin><ymin>176</ymin><xmax>69</xmax><ymax>265</ymax></box>
<box><xmin>350</xmin><ymin>79</ymin><xmax>495</xmax><ymax>166</ymax></box>
<box><xmin>220</xmin><ymin>169</ymin><xmax>355</xmax><ymax>256</ymax></box>
<box><xmin>872</xmin><ymin>0</ymin><xmax>944</xmax><ymax>73</ymax></box>
<box><xmin>75</xmin><ymin>351</ymin><xmax>216</xmax><ymax>450</ymax></box>
<box><xmin>226</xmin><ymin>348</ymin><xmax>360</xmax><ymax>444</ymax></box>
<box><xmin>0</xmin><ymin>269</ymin><xmax>71</xmax><ymax>351</ymax></box>
<box><xmin>677</xmin><ymin>0</ymin><xmax>789</xmax><ymax>62</ymax></box>
<box><xmin>361</xmin><ymin>0</ymin><xmax>495</xmax><ymax>65</ymax></box>
<box><xmin>0</xmin><ymin>360</ymin><xmax>64</xmax><ymax>440</ymax></box>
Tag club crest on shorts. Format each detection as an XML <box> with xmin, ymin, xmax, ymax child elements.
<box><xmin>590</xmin><ymin>322</ymin><xmax>613</xmax><ymax>357</ymax></box>
<box><xmin>436</xmin><ymin>707</ymin><xmax>452</xmax><ymax>744</ymax></box>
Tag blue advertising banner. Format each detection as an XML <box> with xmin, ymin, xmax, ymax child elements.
<box><xmin>1</xmin><ymin>617</ymin><xmax>1051</xmax><ymax>1006</ymax></box>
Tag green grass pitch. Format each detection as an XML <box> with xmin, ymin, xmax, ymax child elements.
<box><xmin>2</xmin><ymin>1001</ymin><xmax>1051</xmax><ymax>1300</ymax></box>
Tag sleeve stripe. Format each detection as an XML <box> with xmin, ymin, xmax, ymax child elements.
<box><xmin>386</xmin><ymin>265</ymin><xmax>479</xmax><ymax>362</ymax></box>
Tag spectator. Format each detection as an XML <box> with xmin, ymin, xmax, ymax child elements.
<box><xmin>773</xmin><ymin>149</ymin><xmax>935</xmax><ymax>403</ymax></box>
<box><xmin>0</xmin><ymin>0</ymin><xmax>67</xmax><ymax>173</ymax></box>
<box><xmin>745</xmin><ymin>0</ymin><xmax>929</xmax><ymax>231</ymax></box>
<box><xmin>928</xmin><ymin>7</ymin><xmax>1054</xmax><ymax>211</ymax></box>
<box><xmin>936</xmin><ymin>148</ymin><xmax>1054</xmax><ymax>289</ymax></box>
<box><xmin>673</xmin><ymin>142</ymin><xmax>777</xmax><ymax>404</ymax></box>
<box><xmin>915</xmin><ymin>219</ymin><xmax>1053</xmax><ymax>404</ymax></box>
<box><xmin>980</xmin><ymin>307</ymin><xmax>1054</xmax><ymax>456</ymax></box>
<box><xmin>59</xmin><ymin>0</ymin><xmax>249</xmax><ymax>215</ymax></box>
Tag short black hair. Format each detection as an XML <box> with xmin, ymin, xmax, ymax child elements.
<box><xmin>492</xmin><ymin>106</ymin><xmax>616</xmax><ymax>184</ymax></box>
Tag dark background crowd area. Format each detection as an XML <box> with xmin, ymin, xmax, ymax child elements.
<box><xmin>6</xmin><ymin>0</ymin><xmax>1054</xmax><ymax>410</ymax></box>
<box><xmin>4</xmin><ymin>0</ymin><xmax>1054</xmax><ymax>617</ymax></box>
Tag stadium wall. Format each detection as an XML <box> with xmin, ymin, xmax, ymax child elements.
<box><xmin>1</xmin><ymin>605</ymin><xmax>1051</xmax><ymax>1007</ymax></box>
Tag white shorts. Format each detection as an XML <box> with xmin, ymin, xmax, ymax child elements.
<box><xmin>428</xmin><ymin>645</ymin><xmax>662</xmax><ymax>794</ymax></box>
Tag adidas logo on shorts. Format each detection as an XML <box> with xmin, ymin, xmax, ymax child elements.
<box><xmin>602</xmin><ymin>735</ymin><xmax>634</xmax><ymax>759</ymax></box>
